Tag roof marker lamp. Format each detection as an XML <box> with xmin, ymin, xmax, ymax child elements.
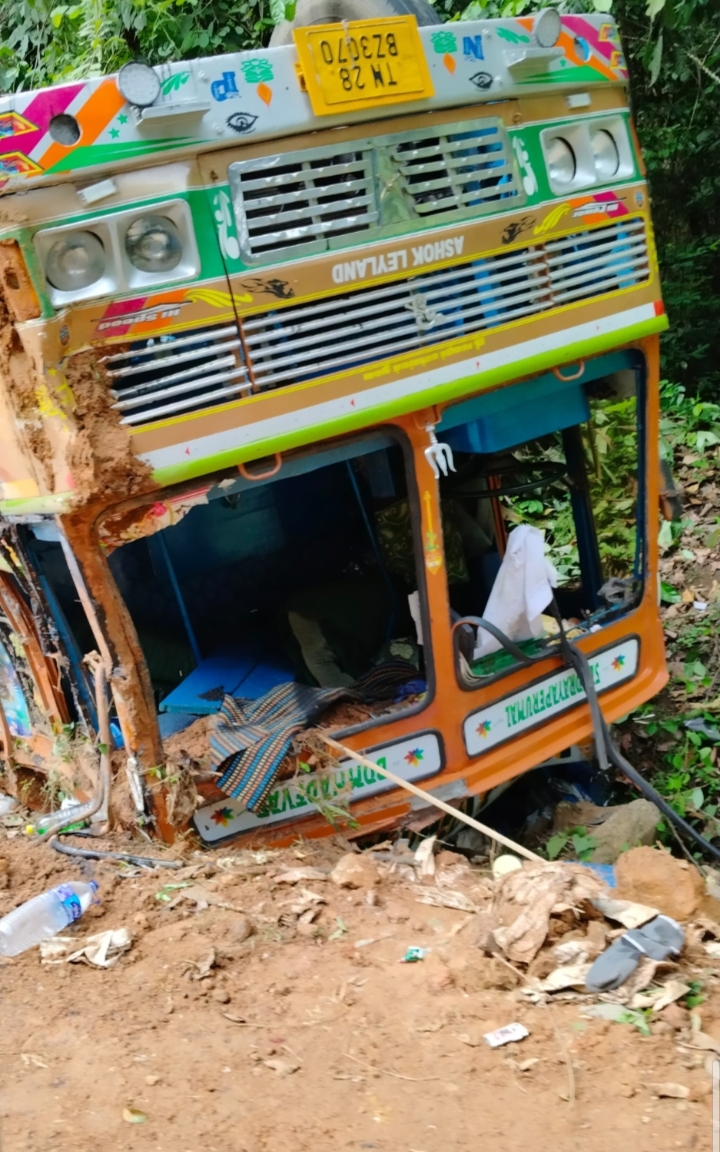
<box><xmin>533</xmin><ymin>8</ymin><xmax>562</xmax><ymax>48</ymax></box>
<box><xmin>117</xmin><ymin>61</ymin><xmax>161</xmax><ymax>108</ymax></box>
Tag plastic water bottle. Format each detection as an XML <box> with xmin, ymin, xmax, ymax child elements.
<box><xmin>0</xmin><ymin>880</ymin><xmax>98</xmax><ymax>956</ymax></box>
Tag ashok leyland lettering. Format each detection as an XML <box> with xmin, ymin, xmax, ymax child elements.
<box><xmin>0</xmin><ymin>2</ymin><xmax>668</xmax><ymax>845</ymax></box>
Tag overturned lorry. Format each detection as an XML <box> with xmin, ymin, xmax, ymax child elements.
<box><xmin>0</xmin><ymin>0</ymin><xmax>668</xmax><ymax>845</ymax></box>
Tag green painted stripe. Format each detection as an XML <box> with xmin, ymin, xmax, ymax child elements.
<box><xmin>43</xmin><ymin>137</ymin><xmax>193</xmax><ymax>175</ymax></box>
<box><xmin>0</xmin><ymin>493</ymin><xmax>73</xmax><ymax>516</ymax></box>
<box><xmin>150</xmin><ymin>314</ymin><xmax>667</xmax><ymax>489</ymax></box>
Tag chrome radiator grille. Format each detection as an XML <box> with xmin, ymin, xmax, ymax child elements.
<box><xmin>103</xmin><ymin>324</ymin><xmax>251</xmax><ymax>426</ymax></box>
<box><xmin>229</xmin><ymin>119</ymin><xmax>520</xmax><ymax>266</ymax></box>
<box><xmin>103</xmin><ymin>218</ymin><xmax>650</xmax><ymax>428</ymax></box>
<box><xmin>241</xmin><ymin>217</ymin><xmax>650</xmax><ymax>391</ymax></box>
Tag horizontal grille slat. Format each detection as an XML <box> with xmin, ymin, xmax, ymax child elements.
<box><xmin>100</xmin><ymin>218</ymin><xmax>651</xmax><ymax>429</ymax></box>
<box><xmin>240</xmin><ymin>218</ymin><xmax>650</xmax><ymax>391</ymax></box>
<box><xmin>229</xmin><ymin>119</ymin><xmax>521</xmax><ymax>266</ymax></box>
<box><xmin>101</xmin><ymin>324</ymin><xmax>251</xmax><ymax>427</ymax></box>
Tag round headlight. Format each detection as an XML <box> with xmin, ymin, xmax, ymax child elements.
<box><xmin>125</xmin><ymin>216</ymin><xmax>183</xmax><ymax>273</ymax></box>
<box><xmin>45</xmin><ymin>231</ymin><xmax>106</xmax><ymax>292</ymax></box>
<box><xmin>534</xmin><ymin>8</ymin><xmax>562</xmax><ymax>48</ymax></box>
<box><xmin>592</xmin><ymin>129</ymin><xmax>620</xmax><ymax>180</ymax></box>
<box><xmin>546</xmin><ymin>137</ymin><xmax>576</xmax><ymax>186</ymax></box>
<box><xmin>117</xmin><ymin>61</ymin><xmax>160</xmax><ymax>108</ymax></box>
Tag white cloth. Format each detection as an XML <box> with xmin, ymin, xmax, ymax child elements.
<box><xmin>473</xmin><ymin>525</ymin><xmax>558</xmax><ymax>660</ymax></box>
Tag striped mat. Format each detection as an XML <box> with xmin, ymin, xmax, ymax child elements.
<box><xmin>213</xmin><ymin>660</ymin><xmax>418</xmax><ymax>812</ymax></box>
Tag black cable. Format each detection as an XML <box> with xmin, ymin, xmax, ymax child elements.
<box><xmin>50</xmin><ymin>834</ymin><xmax>183</xmax><ymax>869</ymax></box>
<box><xmin>468</xmin><ymin>612</ymin><xmax>720</xmax><ymax>862</ymax></box>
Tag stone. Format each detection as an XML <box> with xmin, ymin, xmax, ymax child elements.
<box><xmin>330</xmin><ymin>853</ymin><xmax>380</xmax><ymax>889</ymax></box>
<box><xmin>234</xmin><ymin>915</ymin><xmax>254</xmax><ymax>943</ymax></box>
<box><xmin>661</xmin><ymin>1003</ymin><xmax>689</xmax><ymax>1031</ymax></box>
<box><xmin>615</xmin><ymin>847</ymin><xmax>705</xmax><ymax>921</ymax></box>
<box><xmin>213</xmin><ymin>988</ymin><xmax>230</xmax><ymax>1004</ymax></box>
<box><xmin>584</xmin><ymin>800</ymin><xmax>660</xmax><ymax>864</ymax></box>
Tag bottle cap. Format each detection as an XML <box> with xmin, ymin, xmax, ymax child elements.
<box><xmin>90</xmin><ymin>880</ymin><xmax>99</xmax><ymax>892</ymax></box>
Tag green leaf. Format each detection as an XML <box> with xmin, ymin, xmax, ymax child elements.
<box><xmin>649</xmin><ymin>32</ymin><xmax>664</xmax><ymax>85</ymax></box>
<box><xmin>690</xmin><ymin>787</ymin><xmax>704</xmax><ymax>809</ymax></box>
<box><xmin>660</xmin><ymin>580</ymin><xmax>681</xmax><ymax>603</ymax></box>
<box><xmin>592</xmin><ymin>0</ymin><xmax>613</xmax><ymax>10</ymax></box>
<box><xmin>270</xmin><ymin>0</ymin><xmax>287</xmax><ymax>24</ymax></box>
<box><xmin>284</xmin><ymin>1</ymin><xmax>297</xmax><ymax>18</ymax></box>
<box><xmin>646</xmin><ymin>0</ymin><xmax>665</xmax><ymax>17</ymax></box>
<box><xmin>571</xmin><ymin>832</ymin><xmax>597</xmax><ymax>860</ymax></box>
<box><xmin>546</xmin><ymin>832</ymin><xmax>569</xmax><ymax>860</ymax></box>
<box><xmin>658</xmin><ymin>520</ymin><xmax>673</xmax><ymax>549</ymax></box>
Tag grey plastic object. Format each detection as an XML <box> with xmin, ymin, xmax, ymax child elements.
<box><xmin>270</xmin><ymin>0</ymin><xmax>441</xmax><ymax>46</ymax></box>
<box><xmin>585</xmin><ymin>915</ymin><xmax>685</xmax><ymax>993</ymax></box>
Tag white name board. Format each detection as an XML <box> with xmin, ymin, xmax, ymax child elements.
<box><xmin>464</xmin><ymin>638</ymin><xmax>639</xmax><ymax>757</ymax></box>
<box><xmin>194</xmin><ymin>732</ymin><xmax>442</xmax><ymax>843</ymax></box>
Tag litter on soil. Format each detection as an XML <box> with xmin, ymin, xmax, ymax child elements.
<box><xmin>0</xmin><ymin>826</ymin><xmax>717</xmax><ymax>1151</ymax></box>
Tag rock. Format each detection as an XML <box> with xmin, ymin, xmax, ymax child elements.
<box><xmin>585</xmin><ymin>800</ymin><xmax>660</xmax><ymax>864</ymax></box>
<box><xmin>145</xmin><ymin>1075</ymin><xmax>160</xmax><ymax>1087</ymax></box>
<box><xmin>330</xmin><ymin>854</ymin><xmax>380</xmax><ymax>889</ymax></box>
<box><xmin>213</xmin><ymin>988</ymin><xmax>230</xmax><ymax>1004</ymax></box>
<box><xmin>0</xmin><ymin>858</ymin><xmax>9</xmax><ymax>889</ymax></box>
<box><xmin>661</xmin><ymin>1003</ymin><xmax>689</xmax><ymax>1031</ymax></box>
<box><xmin>615</xmin><ymin>847</ymin><xmax>705</xmax><ymax>921</ymax></box>
<box><xmin>234</xmin><ymin>915</ymin><xmax>254</xmax><ymax>943</ymax></box>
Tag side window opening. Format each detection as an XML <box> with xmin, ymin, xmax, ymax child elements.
<box><xmin>438</xmin><ymin>366</ymin><xmax>643</xmax><ymax>684</ymax></box>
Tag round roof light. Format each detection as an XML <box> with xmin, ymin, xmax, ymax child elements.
<box><xmin>117</xmin><ymin>61</ymin><xmax>161</xmax><ymax>108</ymax></box>
<box><xmin>534</xmin><ymin>8</ymin><xmax>562</xmax><ymax>48</ymax></box>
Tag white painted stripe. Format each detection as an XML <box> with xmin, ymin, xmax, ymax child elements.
<box><xmin>139</xmin><ymin>301</ymin><xmax>658</xmax><ymax>471</ymax></box>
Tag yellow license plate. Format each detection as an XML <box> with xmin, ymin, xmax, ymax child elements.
<box><xmin>293</xmin><ymin>17</ymin><xmax>434</xmax><ymax>117</ymax></box>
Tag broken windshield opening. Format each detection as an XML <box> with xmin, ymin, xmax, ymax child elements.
<box><xmin>438</xmin><ymin>364</ymin><xmax>645</xmax><ymax>685</ymax></box>
<box><xmin>101</xmin><ymin>433</ymin><xmax>430</xmax><ymax>798</ymax></box>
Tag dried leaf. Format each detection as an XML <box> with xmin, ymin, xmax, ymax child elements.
<box><xmin>271</xmin><ymin>868</ymin><xmax>328</xmax><ymax>885</ymax></box>
<box><xmin>415</xmin><ymin>887</ymin><xmax>478</xmax><ymax>913</ymax></box>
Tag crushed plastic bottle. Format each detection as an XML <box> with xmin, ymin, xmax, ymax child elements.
<box><xmin>0</xmin><ymin>880</ymin><xmax>98</xmax><ymax>956</ymax></box>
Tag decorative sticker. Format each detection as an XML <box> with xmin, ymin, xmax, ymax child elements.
<box><xmin>423</xmin><ymin>490</ymin><xmax>443</xmax><ymax>575</ymax></box>
<box><xmin>511</xmin><ymin>136</ymin><xmax>538</xmax><ymax>196</ymax></box>
<box><xmin>430</xmin><ymin>31</ymin><xmax>457</xmax><ymax>55</ymax></box>
<box><xmin>0</xmin><ymin>637</ymin><xmax>32</xmax><ymax>737</ymax></box>
<box><xmin>463</xmin><ymin>638</ymin><xmax>639</xmax><ymax>757</ymax></box>
<box><xmin>194</xmin><ymin>733</ymin><xmax>442</xmax><ymax>842</ymax></box>
<box><xmin>0</xmin><ymin>112</ymin><xmax>38</xmax><ymax>138</ymax></box>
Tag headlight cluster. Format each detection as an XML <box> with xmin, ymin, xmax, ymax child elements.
<box><xmin>35</xmin><ymin>201</ymin><xmax>197</xmax><ymax>306</ymax></box>
<box><xmin>541</xmin><ymin>117</ymin><xmax>633</xmax><ymax>196</ymax></box>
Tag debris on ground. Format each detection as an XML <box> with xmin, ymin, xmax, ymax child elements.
<box><xmin>39</xmin><ymin>927</ymin><xmax>132</xmax><ymax>968</ymax></box>
<box><xmin>0</xmin><ymin>823</ymin><xmax>717</xmax><ymax>1148</ymax></box>
<box><xmin>484</xmin><ymin>1023</ymin><xmax>530</xmax><ymax>1048</ymax></box>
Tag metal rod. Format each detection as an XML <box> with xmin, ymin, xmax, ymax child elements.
<box><xmin>319</xmin><ymin>733</ymin><xmax>542</xmax><ymax>863</ymax></box>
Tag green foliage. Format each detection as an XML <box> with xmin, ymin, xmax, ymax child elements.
<box><xmin>545</xmin><ymin>826</ymin><xmax>597</xmax><ymax>861</ymax></box>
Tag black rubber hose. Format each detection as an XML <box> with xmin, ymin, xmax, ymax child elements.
<box><xmin>50</xmin><ymin>834</ymin><xmax>183</xmax><ymax>869</ymax></box>
<box><xmin>469</xmin><ymin>613</ymin><xmax>720</xmax><ymax>862</ymax></box>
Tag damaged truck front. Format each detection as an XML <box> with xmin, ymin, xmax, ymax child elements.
<box><xmin>0</xmin><ymin>3</ymin><xmax>669</xmax><ymax>846</ymax></box>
